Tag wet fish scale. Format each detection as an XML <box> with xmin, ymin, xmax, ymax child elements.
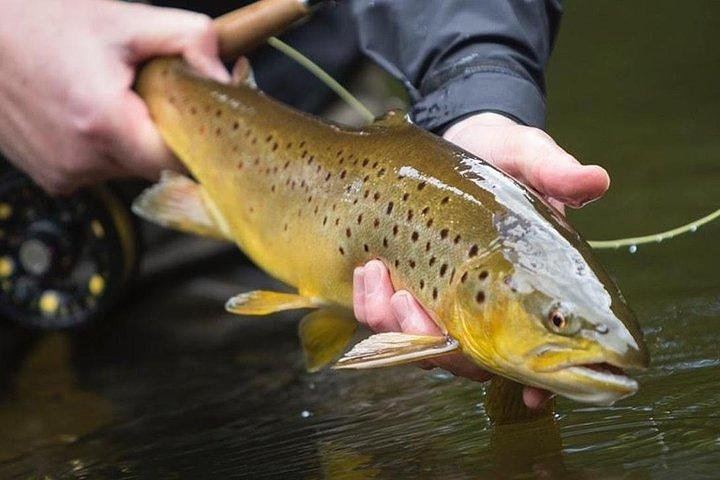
<box><xmin>141</xmin><ymin>59</ymin><xmax>501</xmax><ymax>320</ymax></box>
<box><xmin>136</xmin><ymin>58</ymin><xmax>650</xmax><ymax>405</ymax></box>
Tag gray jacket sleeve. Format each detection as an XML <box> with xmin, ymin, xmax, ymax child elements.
<box><xmin>351</xmin><ymin>0</ymin><xmax>562</xmax><ymax>132</ymax></box>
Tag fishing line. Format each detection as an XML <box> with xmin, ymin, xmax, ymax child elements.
<box><xmin>587</xmin><ymin>207</ymin><xmax>720</xmax><ymax>249</ymax></box>
<box><xmin>265</xmin><ymin>37</ymin><xmax>720</xmax><ymax>251</ymax></box>
<box><xmin>267</xmin><ymin>37</ymin><xmax>375</xmax><ymax>124</ymax></box>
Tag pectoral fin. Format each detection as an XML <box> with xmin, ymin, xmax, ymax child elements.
<box><xmin>225</xmin><ymin>290</ymin><xmax>322</xmax><ymax>315</ymax></box>
<box><xmin>333</xmin><ymin>333</ymin><xmax>459</xmax><ymax>369</ymax></box>
<box><xmin>298</xmin><ymin>308</ymin><xmax>357</xmax><ymax>372</ymax></box>
<box><xmin>132</xmin><ymin>170</ymin><xmax>232</xmax><ymax>241</ymax></box>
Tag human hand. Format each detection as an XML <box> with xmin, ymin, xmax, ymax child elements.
<box><xmin>0</xmin><ymin>0</ymin><xmax>230</xmax><ymax>195</ymax></box>
<box><xmin>353</xmin><ymin>112</ymin><xmax>610</xmax><ymax>409</ymax></box>
<box><xmin>444</xmin><ymin>112</ymin><xmax>610</xmax><ymax>213</ymax></box>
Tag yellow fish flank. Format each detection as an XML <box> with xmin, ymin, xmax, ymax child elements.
<box><xmin>134</xmin><ymin>58</ymin><xmax>649</xmax><ymax>405</ymax></box>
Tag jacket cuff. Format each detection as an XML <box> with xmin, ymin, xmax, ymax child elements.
<box><xmin>411</xmin><ymin>66</ymin><xmax>546</xmax><ymax>133</ymax></box>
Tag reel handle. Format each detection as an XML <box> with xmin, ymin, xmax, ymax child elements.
<box><xmin>214</xmin><ymin>0</ymin><xmax>327</xmax><ymax>61</ymax></box>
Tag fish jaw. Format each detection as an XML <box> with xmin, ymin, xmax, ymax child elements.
<box><xmin>450</xmin><ymin>291</ymin><xmax>648</xmax><ymax>406</ymax></box>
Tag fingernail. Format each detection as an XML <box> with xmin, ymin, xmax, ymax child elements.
<box><xmin>391</xmin><ymin>292</ymin><xmax>412</xmax><ymax>326</ymax></box>
<box><xmin>364</xmin><ymin>261</ymin><xmax>382</xmax><ymax>295</ymax></box>
<box><xmin>353</xmin><ymin>266</ymin><xmax>364</xmax><ymax>283</ymax></box>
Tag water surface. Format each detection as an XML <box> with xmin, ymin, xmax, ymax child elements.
<box><xmin>1</xmin><ymin>2</ymin><xmax>719</xmax><ymax>478</ymax></box>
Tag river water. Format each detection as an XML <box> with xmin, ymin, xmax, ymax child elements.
<box><xmin>0</xmin><ymin>2</ymin><xmax>718</xmax><ymax>478</ymax></box>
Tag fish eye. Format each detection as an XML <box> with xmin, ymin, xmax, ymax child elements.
<box><xmin>545</xmin><ymin>307</ymin><xmax>577</xmax><ymax>334</ymax></box>
<box><xmin>550</xmin><ymin>310</ymin><xmax>565</xmax><ymax>329</ymax></box>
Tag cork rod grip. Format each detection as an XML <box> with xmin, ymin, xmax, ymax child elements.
<box><xmin>214</xmin><ymin>0</ymin><xmax>311</xmax><ymax>61</ymax></box>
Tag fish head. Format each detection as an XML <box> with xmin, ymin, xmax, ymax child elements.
<box><xmin>445</xmin><ymin>155</ymin><xmax>649</xmax><ymax>405</ymax></box>
<box><xmin>448</xmin><ymin>235</ymin><xmax>649</xmax><ymax>405</ymax></box>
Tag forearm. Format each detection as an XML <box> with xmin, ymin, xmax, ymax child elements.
<box><xmin>351</xmin><ymin>0</ymin><xmax>562</xmax><ymax>131</ymax></box>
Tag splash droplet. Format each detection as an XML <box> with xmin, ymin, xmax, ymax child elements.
<box><xmin>691</xmin><ymin>225</ymin><xmax>698</xmax><ymax>232</ymax></box>
<box><xmin>300</xmin><ymin>410</ymin><xmax>312</xmax><ymax>419</ymax></box>
<box><xmin>628</xmin><ymin>244</ymin><xmax>638</xmax><ymax>254</ymax></box>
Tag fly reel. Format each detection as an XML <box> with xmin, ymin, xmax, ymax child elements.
<box><xmin>0</xmin><ymin>162</ymin><xmax>140</xmax><ymax>329</ymax></box>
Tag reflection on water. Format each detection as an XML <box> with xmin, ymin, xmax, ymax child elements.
<box><xmin>1</xmin><ymin>1</ymin><xmax>719</xmax><ymax>478</ymax></box>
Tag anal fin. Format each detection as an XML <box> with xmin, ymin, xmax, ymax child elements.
<box><xmin>298</xmin><ymin>308</ymin><xmax>357</xmax><ymax>373</ymax></box>
<box><xmin>333</xmin><ymin>333</ymin><xmax>459</xmax><ymax>370</ymax></box>
<box><xmin>225</xmin><ymin>290</ymin><xmax>322</xmax><ymax>316</ymax></box>
<box><xmin>132</xmin><ymin>170</ymin><xmax>232</xmax><ymax>241</ymax></box>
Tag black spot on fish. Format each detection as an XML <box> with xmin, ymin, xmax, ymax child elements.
<box><xmin>339</xmin><ymin>247</ymin><xmax>345</xmax><ymax>255</ymax></box>
<box><xmin>411</xmin><ymin>231</ymin><xmax>419</xmax><ymax>242</ymax></box>
<box><xmin>453</xmin><ymin>234</ymin><xmax>461</xmax><ymax>244</ymax></box>
<box><xmin>346</xmin><ymin>228</ymin><xmax>351</xmax><ymax>238</ymax></box>
<box><xmin>426</xmin><ymin>218</ymin><xmax>434</xmax><ymax>227</ymax></box>
<box><xmin>340</xmin><ymin>170</ymin><xmax>347</xmax><ymax>179</ymax></box>
<box><xmin>418</xmin><ymin>181</ymin><xmax>427</xmax><ymax>191</ymax></box>
<box><xmin>363</xmin><ymin>175</ymin><xmax>370</xmax><ymax>182</ymax></box>
<box><xmin>407</xmin><ymin>209</ymin><xmax>414</xmax><ymax>221</ymax></box>
<box><xmin>272</xmin><ymin>142</ymin><xmax>278</xmax><ymax>151</ymax></box>
<box><xmin>377</xmin><ymin>168</ymin><xmax>386</xmax><ymax>177</ymax></box>
<box><xmin>440</xmin><ymin>229</ymin><xmax>449</xmax><ymax>239</ymax></box>
<box><xmin>299</xmin><ymin>140</ymin><xmax>306</xmax><ymax>148</ymax></box>
<box><xmin>373</xmin><ymin>192</ymin><xmax>381</xmax><ymax>201</ymax></box>
<box><xmin>266</xmin><ymin>134</ymin><xmax>273</xmax><ymax>143</ymax></box>
<box><xmin>215</xmin><ymin>109</ymin><xmax>222</xmax><ymax>117</ymax></box>
<box><xmin>363</xmin><ymin>158</ymin><xmax>369</xmax><ymax>167</ymax></box>
<box><xmin>364</xmin><ymin>190</ymin><xmax>370</xmax><ymax>199</ymax></box>
<box><xmin>421</xmin><ymin>206</ymin><xmax>430</xmax><ymax>215</ymax></box>
<box><xmin>441</xmin><ymin>196</ymin><xmax>449</xmax><ymax>204</ymax></box>
<box><xmin>393</xmin><ymin>225</ymin><xmax>399</xmax><ymax>236</ymax></box>
<box><xmin>383</xmin><ymin>237</ymin><xmax>388</xmax><ymax>248</ymax></box>
<box><xmin>432</xmin><ymin>288</ymin><xmax>438</xmax><ymax>300</ymax></box>
<box><xmin>402</xmin><ymin>193</ymin><xmax>410</xmax><ymax>201</ymax></box>
<box><xmin>479</xmin><ymin>271</ymin><xmax>489</xmax><ymax>280</ymax></box>
<box><xmin>364</xmin><ymin>244</ymin><xmax>369</xmax><ymax>252</ymax></box>
<box><xmin>386</xmin><ymin>202</ymin><xmax>394</xmax><ymax>214</ymax></box>
<box><xmin>425</xmin><ymin>241</ymin><xmax>431</xmax><ymax>252</ymax></box>
<box><xmin>429</xmin><ymin>256</ymin><xmax>436</xmax><ymax>266</ymax></box>
<box><xmin>357</xmin><ymin>214</ymin><xmax>363</xmax><ymax>224</ymax></box>
<box><xmin>419</xmin><ymin>280</ymin><xmax>425</xmax><ymax>290</ymax></box>
<box><xmin>440</xmin><ymin>264</ymin><xmax>448</xmax><ymax>276</ymax></box>
<box><xmin>394</xmin><ymin>259</ymin><xmax>400</xmax><ymax>268</ymax></box>
<box><xmin>334</xmin><ymin>218</ymin><xmax>340</xmax><ymax>226</ymax></box>
<box><xmin>373</xmin><ymin>218</ymin><xmax>380</xmax><ymax>228</ymax></box>
<box><xmin>461</xmin><ymin>272</ymin><xmax>468</xmax><ymax>283</ymax></box>
<box><xmin>325</xmin><ymin>173</ymin><xmax>331</xmax><ymax>181</ymax></box>
<box><xmin>476</xmin><ymin>291</ymin><xmax>485</xmax><ymax>304</ymax></box>
<box><xmin>232</xmin><ymin>121</ymin><xmax>239</xmax><ymax>130</ymax></box>
<box><xmin>409</xmin><ymin>260</ymin><xmax>416</xmax><ymax>268</ymax></box>
<box><xmin>468</xmin><ymin>245</ymin><xmax>479</xmax><ymax>257</ymax></box>
<box><xmin>323</xmin><ymin>216</ymin><xmax>328</xmax><ymax>225</ymax></box>
<box><xmin>372</xmin><ymin>161</ymin><xmax>378</xmax><ymax>169</ymax></box>
<box><xmin>190</xmin><ymin>106</ymin><xmax>197</xmax><ymax>115</ymax></box>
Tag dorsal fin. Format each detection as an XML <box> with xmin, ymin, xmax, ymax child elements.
<box><xmin>372</xmin><ymin>109</ymin><xmax>412</xmax><ymax>128</ymax></box>
<box><xmin>231</xmin><ymin>57</ymin><xmax>257</xmax><ymax>89</ymax></box>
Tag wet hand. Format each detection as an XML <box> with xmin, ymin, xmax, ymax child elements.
<box><xmin>443</xmin><ymin>112</ymin><xmax>610</xmax><ymax>212</ymax></box>
<box><xmin>0</xmin><ymin>0</ymin><xmax>229</xmax><ymax>195</ymax></box>
<box><xmin>353</xmin><ymin>260</ymin><xmax>552</xmax><ymax>410</ymax></box>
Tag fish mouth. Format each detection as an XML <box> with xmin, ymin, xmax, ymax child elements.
<box><xmin>565</xmin><ymin>362</ymin><xmax>638</xmax><ymax>392</ymax></box>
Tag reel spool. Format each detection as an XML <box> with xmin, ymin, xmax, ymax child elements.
<box><xmin>0</xmin><ymin>163</ymin><xmax>139</xmax><ymax>329</ymax></box>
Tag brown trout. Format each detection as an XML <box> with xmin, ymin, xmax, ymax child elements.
<box><xmin>133</xmin><ymin>58</ymin><xmax>649</xmax><ymax>405</ymax></box>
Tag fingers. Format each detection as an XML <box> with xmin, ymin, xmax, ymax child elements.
<box><xmin>354</xmin><ymin>264</ymin><xmax>493</xmax><ymax>383</ymax></box>
<box><xmin>389</xmin><ymin>291</ymin><xmax>440</xmax><ymax>334</ymax></box>
<box><xmin>443</xmin><ymin>113</ymin><xmax>610</xmax><ymax>209</ymax></box>
<box><xmin>119</xmin><ymin>3</ymin><xmax>229</xmax><ymax>83</ymax></box>
<box><xmin>105</xmin><ymin>91</ymin><xmax>183</xmax><ymax>180</ymax></box>
<box><xmin>353</xmin><ymin>260</ymin><xmax>400</xmax><ymax>332</ymax></box>
<box><xmin>523</xmin><ymin>387</ymin><xmax>554</xmax><ymax>410</ymax></box>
